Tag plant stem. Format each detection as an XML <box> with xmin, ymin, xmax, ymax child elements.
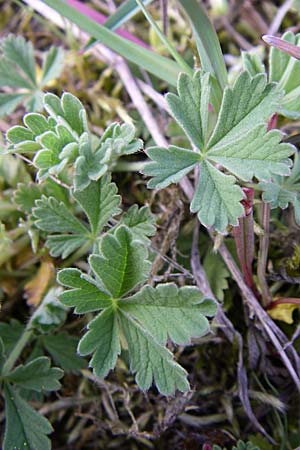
<box><xmin>233</xmin><ymin>187</ymin><xmax>260</xmax><ymax>298</ymax></box>
<box><xmin>2</xmin><ymin>326</ymin><xmax>33</xmax><ymax>375</ymax></box>
<box><xmin>257</xmin><ymin>201</ymin><xmax>273</xmax><ymax>307</ymax></box>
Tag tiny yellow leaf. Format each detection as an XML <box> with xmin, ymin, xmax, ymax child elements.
<box><xmin>268</xmin><ymin>301</ymin><xmax>300</xmax><ymax>324</ymax></box>
<box><xmin>24</xmin><ymin>259</ymin><xmax>55</xmax><ymax>306</ymax></box>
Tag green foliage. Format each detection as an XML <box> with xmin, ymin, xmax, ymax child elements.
<box><xmin>242</xmin><ymin>51</ymin><xmax>265</xmax><ymax>77</ymax></box>
<box><xmin>42</xmin><ymin>332</ymin><xmax>86</xmax><ymax>372</ymax></box>
<box><xmin>6</xmin><ymin>93</ymin><xmax>142</xmax><ymax>190</ymax></box>
<box><xmin>259</xmin><ymin>151</ymin><xmax>300</xmax><ymax>224</ymax></box>
<box><xmin>33</xmin><ymin>175</ymin><xmax>121</xmax><ymax>258</ymax></box>
<box><xmin>143</xmin><ymin>70</ymin><xmax>295</xmax><ymax>232</ymax></box>
<box><xmin>203</xmin><ymin>250</ymin><xmax>229</xmax><ymax>300</ymax></box>
<box><xmin>3</xmin><ymin>384</ymin><xmax>53</xmax><ymax>450</ymax></box>
<box><xmin>119</xmin><ymin>204</ymin><xmax>156</xmax><ymax>244</ymax></box>
<box><xmin>3</xmin><ymin>356</ymin><xmax>63</xmax><ymax>391</ymax></box>
<box><xmin>0</xmin><ymin>34</ymin><xmax>64</xmax><ymax>116</ymax></box>
<box><xmin>74</xmin><ymin>122</ymin><xmax>143</xmax><ymax>190</ymax></box>
<box><xmin>58</xmin><ymin>225</ymin><xmax>216</xmax><ymax>395</ymax></box>
<box><xmin>0</xmin><ymin>320</ymin><xmax>25</xmax><ymax>354</ymax></box>
<box><xmin>269</xmin><ymin>31</ymin><xmax>300</xmax><ymax>118</ymax></box>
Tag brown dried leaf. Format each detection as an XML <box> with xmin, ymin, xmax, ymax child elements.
<box><xmin>24</xmin><ymin>259</ymin><xmax>55</xmax><ymax>306</ymax></box>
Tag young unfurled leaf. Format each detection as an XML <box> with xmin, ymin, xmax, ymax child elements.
<box><xmin>6</xmin><ymin>93</ymin><xmax>88</xmax><ymax>179</ymax></box>
<box><xmin>269</xmin><ymin>31</ymin><xmax>300</xmax><ymax>119</ymax></box>
<box><xmin>30</xmin><ymin>287</ymin><xmax>68</xmax><ymax>332</ymax></box>
<box><xmin>58</xmin><ymin>225</ymin><xmax>216</xmax><ymax>395</ymax></box>
<box><xmin>42</xmin><ymin>332</ymin><xmax>86</xmax><ymax>372</ymax></box>
<box><xmin>3</xmin><ymin>356</ymin><xmax>63</xmax><ymax>391</ymax></box>
<box><xmin>0</xmin><ymin>35</ymin><xmax>64</xmax><ymax>116</ymax></box>
<box><xmin>3</xmin><ymin>384</ymin><xmax>53</xmax><ymax>450</ymax></box>
<box><xmin>74</xmin><ymin>122</ymin><xmax>143</xmax><ymax>190</ymax></box>
<box><xmin>259</xmin><ymin>152</ymin><xmax>300</xmax><ymax>224</ymax></box>
<box><xmin>33</xmin><ymin>174</ymin><xmax>121</xmax><ymax>258</ymax></box>
<box><xmin>143</xmin><ymin>71</ymin><xmax>295</xmax><ymax>232</ymax></box>
<box><xmin>6</xmin><ymin>92</ymin><xmax>142</xmax><ymax>189</ymax></box>
<box><xmin>119</xmin><ymin>204</ymin><xmax>156</xmax><ymax>244</ymax></box>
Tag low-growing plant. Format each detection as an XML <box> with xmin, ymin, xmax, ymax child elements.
<box><xmin>1</xmin><ymin>5</ymin><xmax>300</xmax><ymax>449</ymax></box>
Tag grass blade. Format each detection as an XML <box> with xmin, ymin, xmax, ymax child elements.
<box><xmin>135</xmin><ymin>0</ymin><xmax>193</xmax><ymax>74</ymax></box>
<box><xmin>43</xmin><ymin>0</ymin><xmax>181</xmax><ymax>86</ymax></box>
<box><xmin>178</xmin><ymin>0</ymin><xmax>227</xmax><ymax>90</ymax></box>
<box><xmin>105</xmin><ymin>0</ymin><xmax>154</xmax><ymax>30</ymax></box>
<box><xmin>82</xmin><ymin>0</ymin><xmax>153</xmax><ymax>52</ymax></box>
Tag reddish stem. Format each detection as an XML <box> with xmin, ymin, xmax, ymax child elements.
<box><xmin>233</xmin><ymin>187</ymin><xmax>260</xmax><ymax>298</ymax></box>
<box><xmin>267</xmin><ymin>297</ymin><xmax>300</xmax><ymax>310</ymax></box>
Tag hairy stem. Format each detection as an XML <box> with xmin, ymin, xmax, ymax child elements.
<box><xmin>233</xmin><ymin>187</ymin><xmax>260</xmax><ymax>298</ymax></box>
<box><xmin>257</xmin><ymin>201</ymin><xmax>273</xmax><ymax>307</ymax></box>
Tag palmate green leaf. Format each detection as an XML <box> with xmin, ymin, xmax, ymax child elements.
<box><xmin>33</xmin><ymin>174</ymin><xmax>121</xmax><ymax>258</ymax></box>
<box><xmin>58</xmin><ymin>225</ymin><xmax>216</xmax><ymax>395</ymax></box>
<box><xmin>3</xmin><ymin>357</ymin><xmax>63</xmax><ymax>392</ymax></box>
<box><xmin>144</xmin><ymin>71</ymin><xmax>295</xmax><ymax>232</ymax></box>
<box><xmin>119</xmin><ymin>204</ymin><xmax>156</xmax><ymax>244</ymax></box>
<box><xmin>42</xmin><ymin>332</ymin><xmax>86</xmax><ymax>372</ymax></box>
<box><xmin>121</xmin><ymin>284</ymin><xmax>217</xmax><ymax>345</ymax></box>
<box><xmin>0</xmin><ymin>35</ymin><xmax>64</xmax><ymax>117</ymax></box>
<box><xmin>3</xmin><ymin>384</ymin><xmax>53</xmax><ymax>450</ymax></box>
<box><xmin>269</xmin><ymin>31</ymin><xmax>300</xmax><ymax>118</ymax></box>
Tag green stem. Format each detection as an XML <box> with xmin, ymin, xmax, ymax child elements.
<box><xmin>2</xmin><ymin>326</ymin><xmax>33</xmax><ymax>375</ymax></box>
